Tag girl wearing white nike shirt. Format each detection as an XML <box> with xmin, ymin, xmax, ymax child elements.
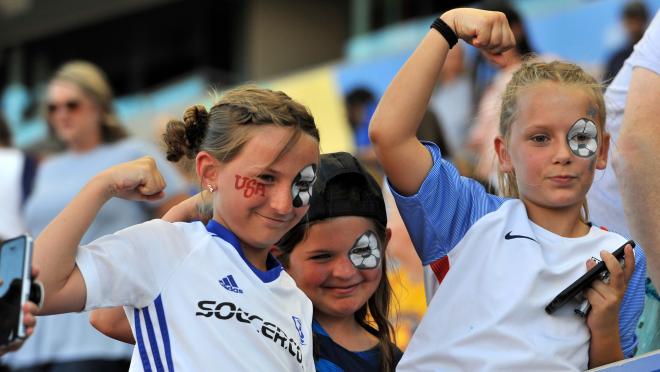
<box><xmin>369</xmin><ymin>7</ymin><xmax>645</xmax><ymax>370</ymax></box>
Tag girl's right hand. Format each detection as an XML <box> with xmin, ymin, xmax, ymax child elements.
<box><xmin>440</xmin><ymin>8</ymin><xmax>515</xmax><ymax>60</ymax></box>
<box><xmin>94</xmin><ymin>157</ymin><xmax>167</xmax><ymax>202</ymax></box>
<box><xmin>585</xmin><ymin>245</ymin><xmax>635</xmax><ymax>337</ymax></box>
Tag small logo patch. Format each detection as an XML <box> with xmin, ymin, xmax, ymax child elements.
<box><xmin>504</xmin><ymin>231</ymin><xmax>537</xmax><ymax>243</ymax></box>
<box><xmin>292</xmin><ymin>316</ymin><xmax>306</xmax><ymax>345</ymax></box>
<box><xmin>219</xmin><ymin>275</ymin><xmax>243</xmax><ymax>293</ymax></box>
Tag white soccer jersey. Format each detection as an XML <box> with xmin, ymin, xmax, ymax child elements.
<box><xmin>77</xmin><ymin>219</ymin><xmax>315</xmax><ymax>372</ymax></box>
<box><xmin>392</xmin><ymin>143</ymin><xmax>645</xmax><ymax>371</ymax></box>
<box><xmin>398</xmin><ymin>200</ymin><xmax>629</xmax><ymax>371</ymax></box>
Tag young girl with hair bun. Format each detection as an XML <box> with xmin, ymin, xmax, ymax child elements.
<box><xmin>90</xmin><ymin>152</ymin><xmax>404</xmax><ymax>371</ymax></box>
<box><xmin>369</xmin><ymin>7</ymin><xmax>646</xmax><ymax>370</ymax></box>
<box><xmin>32</xmin><ymin>85</ymin><xmax>321</xmax><ymax>371</ymax></box>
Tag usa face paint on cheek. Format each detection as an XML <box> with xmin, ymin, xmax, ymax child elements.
<box><xmin>348</xmin><ymin>231</ymin><xmax>381</xmax><ymax>270</ymax></box>
<box><xmin>291</xmin><ymin>164</ymin><xmax>317</xmax><ymax>208</ymax></box>
<box><xmin>234</xmin><ymin>175</ymin><xmax>266</xmax><ymax>198</ymax></box>
<box><xmin>567</xmin><ymin>118</ymin><xmax>598</xmax><ymax>158</ymax></box>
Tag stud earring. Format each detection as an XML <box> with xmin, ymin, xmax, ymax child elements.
<box><xmin>207</xmin><ymin>184</ymin><xmax>215</xmax><ymax>193</ymax></box>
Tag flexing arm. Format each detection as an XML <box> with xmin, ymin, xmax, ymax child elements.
<box><xmin>614</xmin><ymin>67</ymin><xmax>660</xmax><ymax>287</ymax></box>
<box><xmin>34</xmin><ymin>157</ymin><xmax>166</xmax><ymax>314</ymax></box>
<box><xmin>88</xmin><ymin>190</ymin><xmax>210</xmax><ymax>345</ymax></box>
<box><xmin>369</xmin><ymin>8</ymin><xmax>514</xmax><ymax>195</ymax></box>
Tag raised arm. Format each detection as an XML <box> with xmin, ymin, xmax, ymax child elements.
<box><xmin>615</xmin><ymin>66</ymin><xmax>660</xmax><ymax>287</ymax></box>
<box><xmin>369</xmin><ymin>8</ymin><xmax>514</xmax><ymax>195</ymax></box>
<box><xmin>34</xmin><ymin>157</ymin><xmax>166</xmax><ymax>314</ymax></box>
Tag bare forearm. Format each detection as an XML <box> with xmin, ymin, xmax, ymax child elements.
<box><xmin>369</xmin><ymin>9</ymin><xmax>514</xmax><ymax>195</ymax></box>
<box><xmin>368</xmin><ymin>17</ymin><xmax>451</xmax><ymax>195</ymax></box>
<box><xmin>34</xmin><ymin>176</ymin><xmax>111</xmax><ymax>307</ymax></box>
<box><xmin>370</xmin><ymin>29</ymin><xmax>450</xmax><ymax>147</ymax></box>
<box><xmin>614</xmin><ymin>67</ymin><xmax>660</xmax><ymax>286</ymax></box>
<box><xmin>588</xmin><ymin>333</ymin><xmax>623</xmax><ymax>368</ymax></box>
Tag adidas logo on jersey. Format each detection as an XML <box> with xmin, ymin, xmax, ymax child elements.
<box><xmin>219</xmin><ymin>275</ymin><xmax>243</xmax><ymax>293</ymax></box>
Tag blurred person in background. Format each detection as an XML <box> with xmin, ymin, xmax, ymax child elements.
<box><xmin>345</xmin><ymin>87</ymin><xmax>451</xmax><ymax>185</ymax></box>
<box><xmin>602</xmin><ymin>1</ymin><xmax>648</xmax><ymax>84</ymax></box>
<box><xmin>0</xmin><ymin>114</ymin><xmax>37</xmax><ymax>243</ymax></box>
<box><xmin>590</xmin><ymin>9</ymin><xmax>660</xmax><ymax>355</ymax></box>
<box><xmin>4</xmin><ymin>61</ymin><xmax>188</xmax><ymax>372</ymax></box>
<box><xmin>345</xmin><ymin>87</ymin><xmax>382</xmax><ymax>180</ymax></box>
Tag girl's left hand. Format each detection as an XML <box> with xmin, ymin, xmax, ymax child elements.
<box><xmin>585</xmin><ymin>244</ymin><xmax>635</xmax><ymax>337</ymax></box>
<box><xmin>162</xmin><ymin>191</ymin><xmax>213</xmax><ymax>223</ymax></box>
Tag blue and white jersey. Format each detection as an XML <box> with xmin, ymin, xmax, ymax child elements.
<box><xmin>76</xmin><ymin>219</ymin><xmax>315</xmax><ymax>372</ymax></box>
<box><xmin>392</xmin><ymin>143</ymin><xmax>646</xmax><ymax>371</ymax></box>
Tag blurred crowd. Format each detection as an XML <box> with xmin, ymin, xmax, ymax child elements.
<box><xmin>1</xmin><ymin>1</ymin><xmax>659</xmax><ymax>371</ymax></box>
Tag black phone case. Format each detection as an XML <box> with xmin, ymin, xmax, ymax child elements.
<box><xmin>0</xmin><ymin>235</ymin><xmax>33</xmax><ymax>346</ymax></box>
<box><xmin>545</xmin><ymin>240</ymin><xmax>634</xmax><ymax>315</ymax></box>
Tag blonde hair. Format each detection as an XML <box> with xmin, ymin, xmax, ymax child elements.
<box><xmin>163</xmin><ymin>85</ymin><xmax>319</xmax><ymax>164</ymax></box>
<box><xmin>49</xmin><ymin>60</ymin><xmax>127</xmax><ymax>143</ymax></box>
<box><xmin>497</xmin><ymin>60</ymin><xmax>606</xmax><ymax>222</ymax></box>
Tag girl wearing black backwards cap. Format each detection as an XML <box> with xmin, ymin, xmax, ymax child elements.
<box><xmin>276</xmin><ymin>152</ymin><xmax>402</xmax><ymax>372</ymax></box>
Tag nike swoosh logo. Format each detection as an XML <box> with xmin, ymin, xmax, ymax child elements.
<box><xmin>505</xmin><ymin>231</ymin><xmax>537</xmax><ymax>242</ymax></box>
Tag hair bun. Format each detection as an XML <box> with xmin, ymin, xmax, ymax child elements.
<box><xmin>163</xmin><ymin>105</ymin><xmax>209</xmax><ymax>162</ymax></box>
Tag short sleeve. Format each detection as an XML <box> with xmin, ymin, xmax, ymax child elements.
<box><xmin>389</xmin><ymin>142</ymin><xmax>505</xmax><ymax>264</ymax></box>
<box><xmin>76</xmin><ymin>219</ymin><xmax>194</xmax><ymax>309</ymax></box>
<box><xmin>630</xmin><ymin>11</ymin><xmax>660</xmax><ymax>75</ymax></box>
<box><xmin>618</xmin><ymin>245</ymin><xmax>647</xmax><ymax>357</ymax></box>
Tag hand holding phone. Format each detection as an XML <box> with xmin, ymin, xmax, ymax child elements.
<box><xmin>0</xmin><ymin>235</ymin><xmax>43</xmax><ymax>347</ymax></box>
<box><xmin>545</xmin><ymin>240</ymin><xmax>634</xmax><ymax>315</ymax></box>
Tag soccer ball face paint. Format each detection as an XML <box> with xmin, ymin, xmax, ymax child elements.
<box><xmin>291</xmin><ymin>164</ymin><xmax>317</xmax><ymax>208</ymax></box>
<box><xmin>567</xmin><ymin>118</ymin><xmax>598</xmax><ymax>158</ymax></box>
<box><xmin>348</xmin><ymin>231</ymin><xmax>381</xmax><ymax>270</ymax></box>
<box><xmin>285</xmin><ymin>216</ymin><xmax>383</xmax><ymax>319</ymax></box>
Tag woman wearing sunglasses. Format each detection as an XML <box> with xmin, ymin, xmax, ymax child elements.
<box><xmin>4</xmin><ymin>61</ymin><xmax>188</xmax><ymax>372</ymax></box>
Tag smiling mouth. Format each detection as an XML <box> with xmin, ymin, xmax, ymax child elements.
<box><xmin>256</xmin><ymin>213</ymin><xmax>291</xmax><ymax>224</ymax></box>
<box><xmin>324</xmin><ymin>283</ymin><xmax>362</xmax><ymax>292</ymax></box>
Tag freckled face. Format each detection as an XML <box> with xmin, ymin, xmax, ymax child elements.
<box><xmin>286</xmin><ymin>216</ymin><xmax>383</xmax><ymax>319</ymax></box>
<box><xmin>501</xmin><ymin>82</ymin><xmax>608</xmax><ymax>212</ymax></box>
<box><xmin>212</xmin><ymin>124</ymin><xmax>319</xmax><ymax>251</ymax></box>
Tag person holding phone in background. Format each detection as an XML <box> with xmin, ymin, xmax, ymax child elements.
<box><xmin>0</xmin><ymin>265</ymin><xmax>40</xmax><ymax>358</ymax></box>
<box><xmin>5</xmin><ymin>61</ymin><xmax>188</xmax><ymax>372</ymax></box>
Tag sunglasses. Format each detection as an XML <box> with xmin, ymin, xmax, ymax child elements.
<box><xmin>47</xmin><ymin>100</ymin><xmax>81</xmax><ymax>115</ymax></box>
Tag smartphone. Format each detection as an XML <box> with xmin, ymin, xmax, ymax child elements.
<box><xmin>0</xmin><ymin>235</ymin><xmax>33</xmax><ymax>346</ymax></box>
<box><xmin>545</xmin><ymin>240</ymin><xmax>634</xmax><ymax>315</ymax></box>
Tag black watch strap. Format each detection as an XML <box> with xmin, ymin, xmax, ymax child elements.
<box><xmin>430</xmin><ymin>18</ymin><xmax>458</xmax><ymax>49</ymax></box>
